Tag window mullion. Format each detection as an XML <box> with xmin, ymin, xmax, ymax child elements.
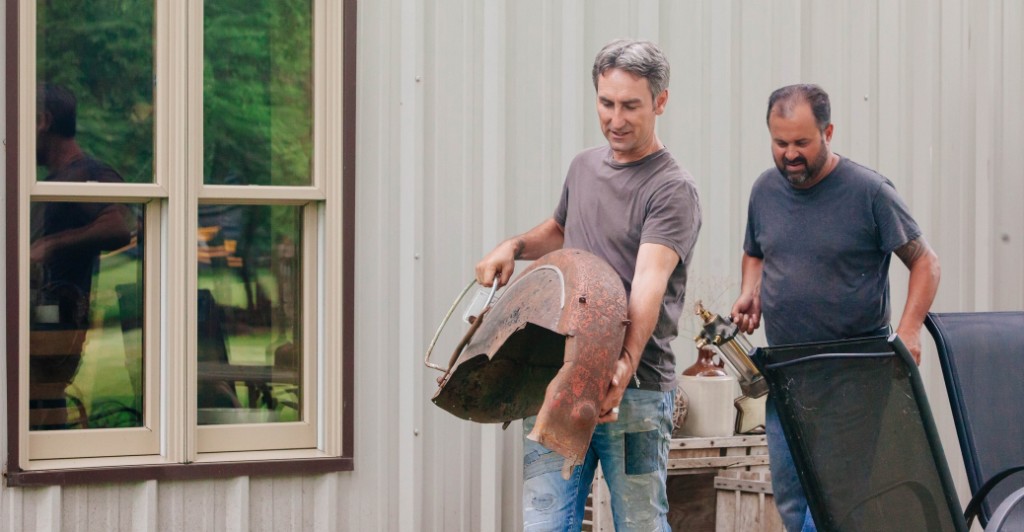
<box><xmin>159</xmin><ymin>0</ymin><xmax>198</xmax><ymax>464</ymax></box>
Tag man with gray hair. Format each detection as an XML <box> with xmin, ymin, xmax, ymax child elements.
<box><xmin>731</xmin><ymin>84</ymin><xmax>941</xmax><ymax>531</ymax></box>
<box><xmin>476</xmin><ymin>39</ymin><xmax>701</xmax><ymax>530</ymax></box>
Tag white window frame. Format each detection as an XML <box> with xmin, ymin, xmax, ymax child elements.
<box><xmin>9</xmin><ymin>0</ymin><xmax>351</xmax><ymax>477</ymax></box>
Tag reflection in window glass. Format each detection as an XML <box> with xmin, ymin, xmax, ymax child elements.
<box><xmin>29</xmin><ymin>201</ymin><xmax>144</xmax><ymax>431</ymax></box>
<box><xmin>36</xmin><ymin>1</ymin><xmax>155</xmax><ymax>184</ymax></box>
<box><xmin>204</xmin><ymin>0</ymin><xmax>313</xmax><ymax>186</ymax></box>
<box><xmin>197</xmin><ymin>205</ymin><xmax>303</xmax><ymax>425</ymax></box>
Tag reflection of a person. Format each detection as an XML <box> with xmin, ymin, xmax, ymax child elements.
<box><xmin>29</xmin><ymin>84</ymin><xmax>136</xmax><ymax>430</ymax></box>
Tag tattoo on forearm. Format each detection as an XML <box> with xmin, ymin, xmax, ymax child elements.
<box><xmin>895</xmin><ymin>237</ymin><xmax>928</xmax><ymax>265</ymax></box>
<box><xmin>512</xmin><ymin>238</ymin><xmax>526</xmax><ymax>260</ymax></box>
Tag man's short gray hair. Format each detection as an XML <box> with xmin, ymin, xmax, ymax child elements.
<box><xmin>591</xmin><ymin>39</ymin><xmax>670</xmax><ymax>103</ymax></box>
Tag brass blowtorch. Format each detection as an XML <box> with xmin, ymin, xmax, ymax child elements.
<box><xmin>693</xmin><ymin>301</ymin><xmax>769</xmax><ymax>398</ymax></box>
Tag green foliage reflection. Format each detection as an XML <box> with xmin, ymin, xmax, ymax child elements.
<box><xmin>37</xmin><ymin>0</ymin><xmax>155</xmax><ymax>183</ymax></box>
<box><xmin>36</xmin><ymin>0</ymin><xmax>313</xmax><ymax>188</ymax></box>
<box><xmin>204</xmin><ymin>0</ymin><xmax>312</xmax><ymax>187</ymax></box>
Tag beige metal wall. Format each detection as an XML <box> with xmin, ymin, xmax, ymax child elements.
<box><xmin>2</xmin><ymin>0</ymin><xmax>1022</xmax><ymax>530</ymax></box>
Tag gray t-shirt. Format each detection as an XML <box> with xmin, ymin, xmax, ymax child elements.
<box><xmin>554</xmin><ymin>145</ymin><xmax>702</xmax><ymax>391</ymax></box>
<box><xmin>743</xmin><ymin>156</ymin><xmax>922</xmax><ymax>346</ymax></box>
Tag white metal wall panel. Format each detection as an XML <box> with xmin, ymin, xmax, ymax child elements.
<box><xmin>995</xmin><ymin>0</ymin><xmax>1024</xmax><ymax>311</ymax></box>
<box><xmin>345</xmin><ymin>0</ymin><xmax>408</xmax><ymax>529</ymax></box>
<box><xmin>1</xmin><ymin>1</ymin><xmax>1023</xmax><ymax>530</ymax></box>
<box><xmin>370</xmin><ymin>1</ymin><xmax>1024</xmax><ymax>530</ymax></box>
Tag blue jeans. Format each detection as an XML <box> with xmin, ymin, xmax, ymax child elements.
<box><xmin>766</xmin><ymin>397</ymin><xmax>817</xmax><ymax>532</ymax></box>
<box><xmin>522</xmin><ymin>388</ymin><xmax>673</xmax><ymax>531</ymax></box>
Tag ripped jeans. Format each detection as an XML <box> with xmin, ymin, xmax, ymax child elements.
<box><xmin>522</xmin><ymin>388</ymin><xmax>673</xmax><ymax>531</ymax></box>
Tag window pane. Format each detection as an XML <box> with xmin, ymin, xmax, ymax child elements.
<box><xmin>203</xmin><ymin>0</ymin><xmax>313</xmax><ymax>187</ymax></box>
<box><xmin>37</xmin><ymin>1</ymin><xmax>155</xmax><ymax>184</ymax></box>
<box><xmin>197</xmin><ymin>205</ymin><xmax>303</xmax><ymax>425</ymax></box>
<box><xmin>29</xmin><ymin>201</ymin><xmax>144</xmax><ymax>431</ymax></box>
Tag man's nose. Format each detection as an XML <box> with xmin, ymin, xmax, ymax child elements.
<box><xmin>609</xmin><ymin>107</ymin><xmax>626</xmax><ymax>128</ymax></box>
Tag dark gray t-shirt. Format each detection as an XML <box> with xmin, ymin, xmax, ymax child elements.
<box><xmin>744</xmin><ymin>156</ymin><xmax>921</xmax><ymax>346</ymax></box>
<box><xmin>554</xmin><ymin>145</ymin><xmax>702</xmax><ymax>391</ymax></box>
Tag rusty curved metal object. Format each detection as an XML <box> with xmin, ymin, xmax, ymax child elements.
<box><xmin>430</xmin><ymin>248</ymin><xmax>627</xmax><ymax>472</ymax></box>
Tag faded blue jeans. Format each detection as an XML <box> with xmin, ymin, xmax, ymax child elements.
<box><xmin>522</xmin><ymin>388</ymin><xmax>673</xmax><ymax>531</ymax></box>
<box><xmin>766</xmin><ymin>397</ymin><xmax>817</xmax><ymax>532</ymax></box>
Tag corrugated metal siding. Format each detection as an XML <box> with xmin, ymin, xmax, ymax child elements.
<box><xmin>2</xmin><ymin>0</ymin><xmax>1022</xmax><ymax>530</ymax></box>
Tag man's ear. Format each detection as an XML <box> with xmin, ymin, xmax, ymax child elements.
<box><xmin>37</xmin><ymin>110</ymin><xmax>53</xmax><ymax>134</ymax></box>
<box><xmin>654</xmin><ymin>89</ymin><xmax>668</xmax><ymax>115</ymax></box>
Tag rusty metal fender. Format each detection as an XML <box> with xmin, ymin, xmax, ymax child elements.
<box><xmin>430</xmin><ymin>248</ymin><xmax>628</xmax><ymax>471</ymax></box>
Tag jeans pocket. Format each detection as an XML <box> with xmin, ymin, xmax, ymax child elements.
<box><xmin>624</xmin><ymin>429</ymin><xmax>660</xmax><ymax>475</ymax></box>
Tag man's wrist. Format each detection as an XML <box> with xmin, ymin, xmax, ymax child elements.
<box><xmin>621</xmin><ymin>346</ymin><xmax>641</xmax><ymax>381</ymax></box>
<box><xmin>621</xmin><ymin>346</ymin><xmax>634</xmax><ymax>364</ymax></box>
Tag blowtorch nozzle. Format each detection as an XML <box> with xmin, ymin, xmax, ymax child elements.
<box><xmin>692</xmin><ymin>301</ymin><xmax>768</xmax><ymax>398</ymax></box>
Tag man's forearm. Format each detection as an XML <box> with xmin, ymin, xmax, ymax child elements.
<box><xmin>507</xmin><ymin>218</ymin><xmax>565</xmax><ymax>261</ymax></box>
<box><xmin>477</xmin><ymin>218</ymin><xmax>565</xmax><ymax>287</ymax></box>
<box><xmin>897</xmin><ymin>249</ymin><xmax>941</xmax><ymax>333</ymax></box>
<box><xmin>740</xmin><ymin>253</ymin><xmax>763</xmax><ymax>296</ymax></box>
<box><xmin>621</xmin><ymin>243</ymin><xmax>680</xmax><ymax>373</ymax></box>
<box><xmin>32</xmin><ymin>206</ymin><xmax>135</xmax><ymax>261</ymax></box>
<box><xmin>621</xmin><ymin>280</ymin><xmax>663</xmax><ymax>373</ymax></box>
<box><xmin>730</xmin><ymin>253</ymin><xmax>764</xmax><ymax>333</ymax></box>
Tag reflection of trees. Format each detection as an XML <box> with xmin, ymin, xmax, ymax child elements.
<box><xmin>204</xmin><ymin>0</ymin><xmax>313</xmax><ymax>188</ymax></box>
<box><xmin>37</xmin><ymin>0</ymin><xmax>311</xmax><ymax>425</ymax></box>
<box><xmin>38</xmin><ymin>0</ymin><xmax>313</xmax><ymax>189</ymax></box>
<box><xmin>38</xmin><ymin>0</ymin><xmax>154</xmax><ymax>183</ymax></box>
<box><xmin>202</xmin><ymin>0</ymin><xmax>311</xmax><ymax>287</ymax></box>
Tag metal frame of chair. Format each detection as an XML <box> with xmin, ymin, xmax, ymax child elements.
<box><xmin>926</xmin><ymin>312</ymin><xmax>1024</xmax><ymax>530</ymax></box>
<box><xmin>758</xmin><ymin>334</ymin><xmax>966</xmax><ymax>532</ymax></box>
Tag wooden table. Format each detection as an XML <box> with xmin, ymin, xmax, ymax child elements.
<box><xmin>586</xmin><ymin>435</ymin><xmax>783</xmax><ymax>532</ymax></box>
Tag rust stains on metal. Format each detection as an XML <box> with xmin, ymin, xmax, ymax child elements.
<box><xmin>431</xmin><ymin>248</ymin><xmax>627</xmax><ymax>472</ymax></box>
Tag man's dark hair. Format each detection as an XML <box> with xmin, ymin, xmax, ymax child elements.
<box><xmin>766</xmin><ymin>84</ymin><xmax>831</xmax><ymax>132</ymax></box>
<box><xmin>38</xmin><ymin>83</ymin><xmax>77</xmax><ymax>138</ymax></box>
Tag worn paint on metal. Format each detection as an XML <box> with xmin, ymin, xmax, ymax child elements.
<box><xmin>431</xmin><ymin>248</ymin><xmax>628</xmax><ymax>470</ymax></box>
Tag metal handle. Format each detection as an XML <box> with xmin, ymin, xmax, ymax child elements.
<box><xmin>424</xmin><ymin>277</ymin><xmax>499</xmax><ymax>372</ymax></box>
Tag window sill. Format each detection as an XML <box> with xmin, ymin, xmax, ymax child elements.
<box><xmin>6</xmin><ymin>453</ymin><xmax>353</xmax><ymax>487</ymax></box>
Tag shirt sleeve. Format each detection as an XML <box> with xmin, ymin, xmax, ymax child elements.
<box><xmin>640</xmin><ymin>178</ymin><xmax>702</xmax><ymax>266</ymax></box>
<box><xmin>743</xmin><ymin>193</ymin><xmax>763</xmax><ymax>258</ymax></box>
<box><xmin>553</xmin><ymin>180</ymin><xmax>569</xmax><ymax>228</ymax></box>
<box><xmin>873</xmin><ymin>179</ymin><xmax>922</xmax><ymax>253</ymax></box>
